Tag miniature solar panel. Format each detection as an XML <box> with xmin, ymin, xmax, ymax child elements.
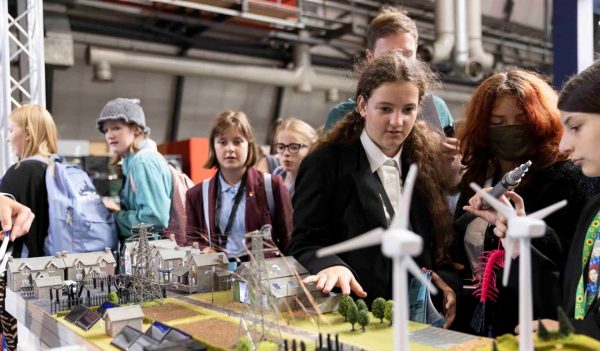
<box><xmin>161</xmin><ymin>328</ymin><xmax>190</xmax><ymax>343</ymax></box>
<box><xmin>97</xmin><ymin>301</ymin><xmax>118</xmax><ymax>317</ymax></box>
<box><xmin>128</xmin><ymin>334</ymin><xmax>159</xmax><ymax>351</ymax></box>
<box><xmin>111</xmin><ymin>325</ymin><xmax>143</xmax><ymax>350</ymax></box>
<box><xmin>64</xmin><ymin>305</ymin><xmax>89</xmax><ymax>324</ymax></box>
<box><xmin>75</xmin><ymin>309</ymin><xmax>101</xmax><ymax>331</ymax></box>
<box><xmin>144</xmin><ymin>321</ymin><xmax>171</xmax><ymax>341</ymax></box>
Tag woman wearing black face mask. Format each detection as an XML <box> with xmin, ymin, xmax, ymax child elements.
<box><xmin>452</xmin><ymin>70</ymin><xmax>587</xmax><ymax>337</ymax></box>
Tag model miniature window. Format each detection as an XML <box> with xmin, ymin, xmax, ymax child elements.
<box><xmin>48</xmin><ymin>264</ymin><xmax>56</xmax><ymax>273</ymax></box>
<box><xmin>77</xmin><ymin>261</ymin><xmax>83</xmax><ymax>270</ymax></box>
<box><xmin>21</xmin><ymin>279</ymin><xmax>29</xmax><ymax>287</ymax></box>
<box><xmin>99</xmin><ymin>260</ymin><xmax>106</xmax><ymax>268</ymax></box>
<box><xmin>272</xmin><ymin>283</ymin><xmax>283</xmax><ymax>290</ymax></box>
<box><xmin>22</xmin><ymin>267</ymin><xmax>29</xmax><ymax>275</ymax></box>
<box><xmin>76</xmin><ymin>272</ymin><xmax>83</xmax><ymax>281</ymax></box>
<box><xmin>288</xmin><ymin>280</ymin><xmax>298</xmax><ymax>288</ymax></box>
<box><xmin>168</xmin><ymin>261</ymin><xmax>173</xmax><ymax>270</ymax></box>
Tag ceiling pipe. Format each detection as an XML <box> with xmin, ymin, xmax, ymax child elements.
<box><xmin>453</xmin><ymin>0</ymin><xmax>469</xmax><ymax>68</ymax></box>
<box><xmin>419</xmin><ymin>0</ymin><xmax>455</xmax><ymax>64</ymax></box>
<box><xmin>465</xmin><ymin>0</ymin><xmax>494</xmax><ymax>80</ymax></box>
<box><xmin>87</xmin><ymin>46</ymin><xmax>355</xmax><ymax>93</ymax></box>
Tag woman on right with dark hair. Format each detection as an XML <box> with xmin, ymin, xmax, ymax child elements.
<box><xmin>490</xmin><ymin>60</ymin><xmax>600</xmax><ymax>339</ymax></box>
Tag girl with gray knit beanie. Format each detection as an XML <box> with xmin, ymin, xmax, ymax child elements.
<box><xmin>96</xmin><ymin>98</ymin><xmax>173</xmax><ymax>240</ymax></box>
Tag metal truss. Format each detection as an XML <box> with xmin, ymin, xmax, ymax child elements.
<box><xmin>0</xmin><ymin>0</ymin><xmax>46</xmax><ymax>174</ymax></box>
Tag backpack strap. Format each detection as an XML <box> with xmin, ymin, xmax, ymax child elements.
<box><xmin>263</xmin><ymin>173</ymin><xmax>275</xmax><ymax>220</ymax></box>
<box><xmin>202</xmin><ymin>179</ymin><xmax>212</xmax><ymax>247</ymax></box>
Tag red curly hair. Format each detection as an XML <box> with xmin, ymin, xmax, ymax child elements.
<box><xmin>458</xmin><ymin>69</ymin><xmax>567</xmax><ymax>189</ymax></box>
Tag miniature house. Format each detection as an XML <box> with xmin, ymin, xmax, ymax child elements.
<box><xmin>171</xmin><ymin>252</ymin><xmax>231</xmax><ymax>294</ymax></box>
<box><xmin>233</xmin><ymin>256</ymin><xmax>339</xmax><ymax>313</ymax></box>
<box><xmin>153</xmin><ymin>247</ymin><xmax>187</xmax><ymax>284</ymax></box>
<box><xmin>33</xmin><ymin>275</ymin><xmax>63</xmax><ymax>300</ymax></box>
<box><xmin>121</xmin><ymin>235</ymin><xmax>178</xmax><ymax>275</ymax></box>
<box><xmin>6</xmin><ymin>248</ymin><xmax>116</xmax><ymax>293</ymax></box>
<box><xmin>103</xmin><ymin>305</ymin><xmax>144</xmax><ymax>337</ymax></box>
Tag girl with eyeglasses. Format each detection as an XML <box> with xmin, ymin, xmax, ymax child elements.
<box><xmin>185</xmin><ymin>111</ymin><xmax>293</xmax><ymax>260</ymax></box>
<box><xmin>272</xmin><ymin>118</ymin><xmax>318</xmax><ymax>195</ymax></box>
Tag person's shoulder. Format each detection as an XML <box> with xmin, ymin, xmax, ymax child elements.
<box><xmin>7</xmin><ymin>159</ymin><xmax>47</xmax><ymax>174</ymax></box>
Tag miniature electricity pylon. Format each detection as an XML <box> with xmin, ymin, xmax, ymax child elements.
<box><xmin>131</xmin><ymin>224</ymin><xmax>163</xmax><ymax>303</ymax></box>
<box><xmin>236</xmin><ymin>225</ymin><xmax>284</xmax><ymax>347</ymax></box>
<box><xmin>317</xmin><ymin>164</ymin><xmax>437</xmax><ymax>351</ymax></box>
<box><xmin>470</xmin><ymin>183</ymin><xmax>567</xmax><ymax>351</ymax></box>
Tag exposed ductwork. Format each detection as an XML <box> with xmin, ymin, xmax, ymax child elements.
<box><xmin>87</xmin><ymin>45</ymin><xmax>355</xmax><ymax>94</ymax></box>
<box><xmin>420</xmin><ymin>0</ymin><xmax>455</xmax><ymax>64</ymax></box>
<box><xmin>465</xmin><ymin>0</ymin><xmax>494</xmax><ymax>80</ymax></box>
<box><xmin>453</xmin><ymin>0</ymin><xmax>469</xmax><ymax>68</ymax></box>
<box><xmin>420</xmin><ymin>0</ymin><xmax>494</xmax><ymax>81</ymax></box>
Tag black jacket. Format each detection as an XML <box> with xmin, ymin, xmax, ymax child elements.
<box><xmin>0</xmin><ymin>160</ymin><xmax>49</xmax><ymax>258</ymax></box>
<box><xmin>287</xmin><ymin>140</ymin><xmax>457</xmax><ymax>305</ymax></box>
<box><xmin>563</xmin><ymin>193</ymin><xmax>600</xmax><ymax>339</ymax></box>
<box><xmin>454</xmin><ymin>160</ymin><xmax>587</xmax><ymax>336</ymax></box>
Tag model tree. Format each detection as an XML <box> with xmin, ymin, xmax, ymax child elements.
<box><xmin>372</xmin><ymin>297</ymin><xmax>386</xmax><ymax>323</ymax></box>
<box><xmin>347</xmin><ymin>301</ymin><xmax>359</xmax><ymax>331</ymax></box>
<box><xmin>537</xmin><ymin>318</ymin><xmax>551</xmax><ymax>341</ymax></box>
<box><xmin>384</xmin><ymin>300</ymin><xmax>394</xmax><ymax>326</ymax></box>
<box><xmin>338</xmin><ymin>296</ymin><xmax>353</xmax><ymax>321</ymax></box>
<box><xmin>358</xmin><ymin>309</ymin><xmax>370</xmax><ymax>332</ymax></box>
<box><xmin>356</xmin><ymin>298</ymin><xmax>368</xmax><ymax>312</ymax></box>
<box><xmin>557</xmin><ymin>306</ymin><xmax>574</xmax><ymax>336</ymax></box>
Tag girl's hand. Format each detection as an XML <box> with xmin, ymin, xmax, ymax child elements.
<box><xmin>303</xmin><ymin>265</ymin><xmax>367</xmax><ymax>297</ymax></box>
<box><xmin>102</xmin><ymin>197</ymin><xmax>121</xmax><ymax>213</ymax></box>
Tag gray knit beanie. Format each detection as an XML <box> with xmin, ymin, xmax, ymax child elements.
<box><xmin>96</xmin><ymin>98</ymin><xmax>151</xmax><ymax>135</ymax></box>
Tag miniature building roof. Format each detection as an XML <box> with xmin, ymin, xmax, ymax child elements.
<box><xmin>124</xmin><ymin>238</ymin><xmax>178</xmax><ymax>254</ymax></box>
<box><xmin>172</xmin><ymin>266</ymin><xmax>188</xmax><ymax>276</ymax></box>
<box><xmin>154</xmin><ymin>248</ymin><xmax>187</xmax><ymax>261</ymax></box>
<box><xmin>62</xmin><ymin>251</ymin><xmax>116</xmax><ymax>267</ymax></box>
<box><xmin>177</xmin><ymin>246</ymin><xmax>202</xmax><ymax>256</ymax></box>
<box><xmin>104</xmin><ymin>305</ymin><xmax>144</xmax><ymax>322</ymax></box>
<box><xmin>7</xmin><ymin>256</ymin><xmax>67</xmax><ymax>273</ymax></box>
<box><xmin>187</xmin><ymin>253</ymin><xmax>228</xmax><ymax>267</ymax></box>
<box><xmin>33</xmin><ymin>275</ymin><xmax>63</xmax><ymax>288</ymax></box>
<box><xmin>235</xmin><ymin>256</ymin><xmax>309</xmax><ymax>280</ymax></box>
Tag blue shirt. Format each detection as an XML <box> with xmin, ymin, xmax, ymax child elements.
<box><xmin>324</xmin><ymin>96</ymin><xmax>454</xmax><ymax>132</ymax></box>
<box><xmin>217</xmin><ymin>174</ymin><xmax>247</xmax><ymax>258</ymax></box>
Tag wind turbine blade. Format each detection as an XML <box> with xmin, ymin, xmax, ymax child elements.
<box><xmin>502</xmin><ymin>238</ymin><xmax>516</xmax><ymax>287</ymax></box>
<box><xmin>316</xmin><ymin>228</ymin><xmax>384</xmax><ymax>258</ymax></box>
<box><xmin>529</xmin><ymin>200</ymin><xmax>567</xmax><ymax>220</ymax></box>
<box><xmin>390</xmin><ymin>164</ymin><xmax>418</xmax><ymax>230</ymax></box>
<box><xmin>405</xmin><ymin>258</ymin><xmax>438</xmax><ymax>295</ymax></box>
<box><xmin>469</xmin><ymin>182</ymin><xmax>516</xmax><ymax>219</ymax></box>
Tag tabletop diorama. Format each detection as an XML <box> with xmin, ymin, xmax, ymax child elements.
<box><xmin>7</xmin><ymin>169</ymin><xmax>600</xmax><ymax>350</ymax></box>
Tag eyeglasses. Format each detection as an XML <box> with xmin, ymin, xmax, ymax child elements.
<box><xmin>275</xmin><ymin>143</ymin><xmax>307</xmax><ymax>154</ymax></box>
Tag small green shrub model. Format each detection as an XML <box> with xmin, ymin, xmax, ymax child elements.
<box><xmin>384</xmin><ymin>300</ymin><xmax>394</xmax><ymax>326</ymax></box>
<box><xmin>107</xmin><ymin>292</ymin><xmax>118</xmax><ymax>304</ymax></box>
<box><xmin>356</xmin><ymin>299</ymin><xmax>368</xmax><ymax>312</ymax></box>
<box><xmin>347</xmin><ymin>301</ymin><xmax>359</xmax><ymax>331</ymax></box>
<box><xmin>358</xmin><ymin>309</ymin><xmax>370</xmax><ymax>332</ymax></box>
<box><xmin>236</xmin><ymin>337</ymin><xmax>253</xmax><ymax>351</ymax></box>
<box><xmin>257</xmin><ymin>340</ymin><xmax>279</xmax><ymax>351</ymax></box>
<box><xmin>338</xmin><ymin>296</ymin><xmax>353</xmax><ymax>321</ymax></box>
<box><xmin>371</xmin><ymin>297</ymin><xmax>386</xmax><ymax>323</ymax></box>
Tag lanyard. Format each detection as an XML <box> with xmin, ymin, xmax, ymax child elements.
<box><xmin>575</xmin><ymin>210</ymin><xmax>600</xmax><ymax>320</ymax></box>
<box><xmin>214</xmin><ymin>172</ymin><xmax>247</xmax><ymax>247</ymax></box>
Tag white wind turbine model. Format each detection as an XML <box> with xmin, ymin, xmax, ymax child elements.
<box><xmin>469</xmin><ymin>183</ymin><xmax>567</xmax><ymax>351</ymax></box>
<box><xmin>316</xmin><ymin>164</ymin><xmax>437</xmax><ymax>351</ymax></box>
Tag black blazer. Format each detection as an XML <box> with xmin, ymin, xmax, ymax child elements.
<box><xmin>287</xmin><ymin>140</ymin><xmax>446</xmax><ymax>304</ymax></box>
<box><xmin>454</xmin><ymin>160</ymin><xmax>587</xmax><ymax>336</ymax></box>
<box><xmin>563</xmin><ymin>194</ymin><xmax>600</xmax><ymax>339</ymax></box>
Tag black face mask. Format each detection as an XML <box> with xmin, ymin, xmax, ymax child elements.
<box><xmin>488</xmin><ymin>125</ymin><xmax>532</xmax><ymax>161</ymax></box>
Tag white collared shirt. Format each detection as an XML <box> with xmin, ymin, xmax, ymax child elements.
<box><xmin>360</xmin><ymin>130</ymin><xmax>402</xmax><ymax>222</ymax></box>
